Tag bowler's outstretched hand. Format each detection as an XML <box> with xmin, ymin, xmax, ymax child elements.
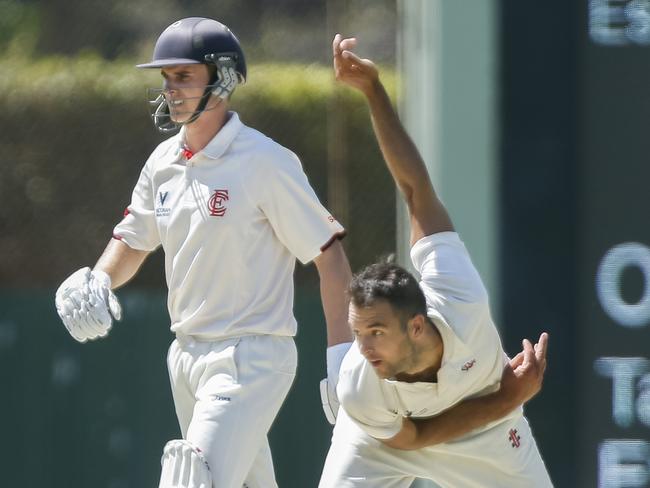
<box><xmin>332</xmin><ymin>34</ymin><xmax>379</xmax><ymax>95</ymax></box>
<box><xmin>501</xmin><ymin>332</ymin><xmax>549</xmax><ymax>405</ymax></box>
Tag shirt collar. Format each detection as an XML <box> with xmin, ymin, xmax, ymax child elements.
<box><xmin>177</xmin><ymin>111</ymin><xmax>243</xmax><ymax>162</ymax></box>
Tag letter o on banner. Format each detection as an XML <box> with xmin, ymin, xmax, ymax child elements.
<box><xmin>597</xmin><ymin>242</ymin><xmax>650</xmax><ymax>328</ymax></box>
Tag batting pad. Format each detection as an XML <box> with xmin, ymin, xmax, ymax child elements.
<box><xmin>158</xmin><ymin>439</ymin><xmax>212</xmax><ymax>488</ymax></box>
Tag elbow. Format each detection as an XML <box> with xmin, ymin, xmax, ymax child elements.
<box><xmin>315</xmin><ymin>240</ymin><xmax>351</xmax><ymax>278</ymax></box>
<box><xmin>398</xmin><ymin>179</ymin><xmax>434</xmax><ymax>213</ymax></box>
<box><xmin>398</xmin><ymin>183</ymin><xmax>415</xmax><ymax>206</ymax></box>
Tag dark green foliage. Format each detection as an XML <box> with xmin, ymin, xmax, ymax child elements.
<box><xmin>0</xmin><ymin>59</ymin><xmax>397</xmax><ymax>286</ymax></box>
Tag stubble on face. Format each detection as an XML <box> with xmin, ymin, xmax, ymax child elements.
<box><xmin>376</xmin><ymin>332</ymin><xmax>418</xmax><ymax>379</ymax></box>
<box><xmin>351</xmin><ymin>301</ymin><xmax>419</xmax><ymax>380</ymax></box>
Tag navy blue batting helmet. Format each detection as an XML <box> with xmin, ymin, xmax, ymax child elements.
<box><xmin>139</xmin><ymin>17</ymin><xmax>246</xmax><ymax>132</ymax></box>
<box><xmin>137</xmin><ymin>17</ymin><xmax>246</xmax><ymax>82</ymax></box>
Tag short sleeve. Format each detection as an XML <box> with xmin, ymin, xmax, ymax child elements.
<box><xmin>112</xmin><ymin>160</ymin><xmax>161</xmax><ymax>252</ymax></box>
<box><xmin>412</xmin><ymin>233</ymin><xmax>502</xmax><ymax>396</ymax></box>
<box><xmin>255</xmin><ymin>147</ymin><xmax>345</xmax><ymax>264</ymax></box>
<box><xmin>410</xmin><ymin>232</ymin><xmax>488</xmax><ymax>304</ymax></box>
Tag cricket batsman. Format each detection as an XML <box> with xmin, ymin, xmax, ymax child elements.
<box><xmin>55</xmin><ymin>17</ymin><xmax>353</xmax><ymax>488</ymax></box>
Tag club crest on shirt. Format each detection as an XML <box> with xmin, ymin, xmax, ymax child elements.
<box><xmin>208</xmin><ymin>189</ymin><xmax>229</xmax><ymax>217</ymax></box>
<box><xmin>156</xmin><ymin>191</ymin><xmax>171</xmax><ymax>217</ymax></box>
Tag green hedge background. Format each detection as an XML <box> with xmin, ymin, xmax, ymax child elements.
<box><xmin>0</xmin><ymin>57</ymin><xmax>398</xmax><ymax>487</ymax></box>
<box><xmin>1</xmin><ymin>57</ymin><xmax>397</xmax><ymax>288</ymax></box>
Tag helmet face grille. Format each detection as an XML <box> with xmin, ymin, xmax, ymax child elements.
<box><xmin>145</xmin><ymin>87</ymin><xmax>212</xmax><ymax>133</ymax></box>
<box><xmin>137</xmin><ymin>17</ymin><xmax>246</xmax><ymax>80</ymax></box>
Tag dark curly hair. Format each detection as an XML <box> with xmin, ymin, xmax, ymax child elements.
<box><xmin>348</xmin><ymin>262</ymin><xmax>427</xmax><ymax>327</ymax></box>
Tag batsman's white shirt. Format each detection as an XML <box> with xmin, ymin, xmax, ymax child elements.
<box><xmin>113</xmin><ymin>111</ymin><xmax>344</xmax><ymax>339</ymax></box>
<box><xmin>321</xmin><ymin>232</ymin><xmax>552</xmax><ymax>487</ymax></box>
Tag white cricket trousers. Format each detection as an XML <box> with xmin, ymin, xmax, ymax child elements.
<box><xmin>167</xmin><ymin>334</ymin><xmax>297</xmax><ymax>488</ymax></box>
<box><xmin>319</xmin><ymin>408</ymin><xmax>553</xmax><ymax>488</ymax></box>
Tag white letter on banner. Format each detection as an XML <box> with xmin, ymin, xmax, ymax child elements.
<box><xmin>598</xmin><ymin>439</ymin><xmax>650</xmax><ymax>488</ymax></box>
<box><xmin>597</xmin><ymin>243</ymin><xmax>650</xmax><ymax>328</ymax></box>
<box><xmin>594</xmin><ymin>357</ymin><xmax>649</xmax><ymax>428</ymax></box>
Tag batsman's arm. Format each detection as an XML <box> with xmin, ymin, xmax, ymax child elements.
<box><xmin>382</xmin><ymin>333</ymin><xmax>549</xmax><ymax>450</ymax></box>
<box><xmin>94</xmin><ymin>238</ymin><xmax>150</xmax><ymax>289</ymax></box>
<box><xmin>314</xmin><ymin>239</ymin><xmax>353</xmax><ymax>424</ymax></box>
<box><xmin>332</xmin><ymin>35</ymin><xmax>453</xmax><ymax>246</ymax></box>
<box><xmin>314</xmin><ymin>239</ymin><xmax>353</xmax><ymax>346</ymax></box>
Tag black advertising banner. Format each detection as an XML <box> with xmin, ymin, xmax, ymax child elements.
<box><xmin>502</xmin><ymin>1</ymin><xmax>650</xmax><ymax>486</ymax></box>
<box><xmin>579</xmin><ymin>1</ymin><xmax>650</xmax><ymax>485</ymax></box>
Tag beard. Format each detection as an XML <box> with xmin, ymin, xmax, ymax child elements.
<box><xmin>371</xmin><ymin>337</ymin><xmax>419</xmax><ymax>380</ymax></box>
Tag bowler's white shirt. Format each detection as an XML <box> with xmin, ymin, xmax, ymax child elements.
<box><xmin>337</xmin><ymin>232</ymin><xmax>512</xmax><ymax>439</ymax></box>
<box><xmin>114</xmin><ymin>112</ymin><xmax>344</xmax><ymax>339</ymax></box>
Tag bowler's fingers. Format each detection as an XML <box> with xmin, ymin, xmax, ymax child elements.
<box><xmin>339</xmin><ymin>37</ymin><xmax>357</xmax><ymax>52</ymax></box>
<box><xmin>333</xmin><ymin>35</ymin><xmax>357</xmax><ymax>58</ymax></box>
<box><xmin>342</xmin><ymin>50</ymin><xmax>375</xmax><ymax>77</ymax></box>
<box><xmin>521</xmin><ymin>338</ymin><xmax>534</xmax><ymax>368</ymax></box>
<box><xmin>332</xmin><ymin>34</ymin><xmax>343</xmax><ymax>74</ymax></box>
<box><xmin>509</xmin><ymin>351</ymin><xmax>525</xmax><ymax>369</ymax></box>
<box><xmin>534</xmin><ymin>332</ymin><xmax>548</xmax><ymax>360</ymax></box>
<box><xmin>333</xmin><ymin>35</ymin><xmax>360</xmax><ymax>78</ymax></box>
<box><xmin>534</xmin><ymin>332</ymin><xmax>549</xmax><ymax>373</ymax></box>
<box><xmin>332</xmin><ymin>34</ymin><xmax>342</xmax><ymax>57</ymax></box>
<box><xmin>341</xmin><ymin>49</ymin><xmax>364</xmax><ymax>64</ymax></box>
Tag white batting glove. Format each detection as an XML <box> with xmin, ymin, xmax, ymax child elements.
<box><xmin>55</xmin><ymin>267</ymin><xmax>122</xmax><ymax>343</ymax></box>
<box><xmin>320</xmin><ymin>341</ymin><xmax>353</xmax><ymax>425</ymax></box>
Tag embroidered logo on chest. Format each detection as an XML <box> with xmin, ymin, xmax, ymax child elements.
<box><xmin>461</xmin><ymin>359</ymin><xmax>477</xmax><ymax>372</ymax></box>
<box><xmin>508</xmin><ymin>428</ymin><xmax>521</xmax><ymax>448</ymax></box>
<box><xmin>208</xmin><ymin>189</ymin><xmax>229</xmax><ymax>217</ymax></box>
<box><xmin>156</xmin><ymin>191</ymin><xmax>171</xmax><ymax>217</ymax></box>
